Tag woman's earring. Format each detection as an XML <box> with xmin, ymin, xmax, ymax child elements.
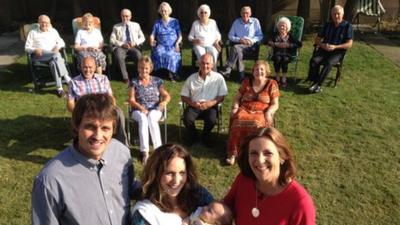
<box><xmin>280</xmin><ymin>160</ymin><xmax>285</xmax><ymax>165</ymax></box>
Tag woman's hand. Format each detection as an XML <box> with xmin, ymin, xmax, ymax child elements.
<box><xmin>158</xmin><ymin>101</ymin><xmax>167</xmax><ymax>111</ymax></box>
<box><xmin>214</xmin><ymin>41</ymin><xmax>221</xmax><ymax>52</ymax></box>
<box><xmin>175</xmin><ymin>42</ymin><xmax>180</xmax><ymax>52</ymax></box>
<box><xmin>265</xmin><ymin>111</ymin><xmax>274</xmax><ymax>126</ymax></box>
<box><xmin>230</xmin><ymin>107</ymin><xmax>239</xmax><ymax>117</ymax></box>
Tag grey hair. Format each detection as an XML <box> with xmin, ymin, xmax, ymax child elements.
<box><xmin>276</xmin><ymin>17</ymin><xmax>291</xmax><ymax>32</ymax></box>
<box><xmin>158</xmin><ymin>2</ymin><xmax>172</xmax><ymax>15</ymax></box>
<box><xmin>331</xmin><ymin>5</ymin><xmax>344</xmax><ymax>15</ymax></box>
<box><xmin>197</xmin><ymin>4</ymin><xmax>211</xmax><ymax>18</ymax></box>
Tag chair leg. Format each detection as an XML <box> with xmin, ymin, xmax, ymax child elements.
<box><xmin>334</xmin><ymin>65</ymin><xmax>342</xmax><ymax>87</ymax></box>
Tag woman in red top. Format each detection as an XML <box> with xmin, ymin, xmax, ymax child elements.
<box><xmin>224</xmin><ymin>127</ymin><xmax>316</xmax><ymax>225</ymax></box>
<box><xmin>226</xmin><ymin>60</ymin><xmax>279</xmax><ymax>165</ymax></box>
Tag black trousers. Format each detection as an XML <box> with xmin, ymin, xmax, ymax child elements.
<box><xmin>183</xmin><ymin>106</ymin><xmax>218</xmax><ymax>142</ymax></box>
<box><xmin>308</xmin><ymin>49</ymin><xmax>344</xmax><ymax>85</ymax></box>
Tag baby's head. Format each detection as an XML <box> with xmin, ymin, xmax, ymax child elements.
<box><xmin>199</xmin><ymin>201</ymin><xmax>233</xmax><ymax>225</ymax></box>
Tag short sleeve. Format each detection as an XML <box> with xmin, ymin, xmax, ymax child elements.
<box><xmin>174</xmin><ymin>19</ymin><xmax>181</xmax><ymax>35</ymax></box>
<box><xmin>268</xmin><ymin>79</ymin><xmax>280</xmax><ymax>99</ymax></box>
<box><xmin>75</xmin><ymin>30</ymin><xmax>82</xmax><ymax>44</ymax></box>
<box><xmin>151</xmin><ymin>21</ymin><xmax>158</xmax><ymax>36</ymax></box>
<box><xmin>238</xmin><ymin>79</ymin><xmax>250</xmax><ymax>95</ymax></box>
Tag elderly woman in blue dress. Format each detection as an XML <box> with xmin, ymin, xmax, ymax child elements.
<box><xmin>128</xmin><ymin>56</ymin><xmax>171</xmax><ymax>165</ymax></box>
<box><xmin>150</xmin><ymin>2</ymin><xmax>182</xmax><ymax>81</ymax></box>
<box><xmin>74</xmin><ymin>13</ymin><xmax>107</xmax><ymax>74</ymax></box>
<box><xmin>188</xmin><ymin>4</ymin><xmax>221</xmax><ymax>65</ymax></box>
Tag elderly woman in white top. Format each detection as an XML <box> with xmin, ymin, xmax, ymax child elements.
<box><xmin>74</xmin><ymin>13</ymin><xmax>106</xmax><ymax>74</ymax></box>
<box><xmin>188</xmin><ymin>4</ymin><xmax>221</xmax><ymax>64</ymax></box>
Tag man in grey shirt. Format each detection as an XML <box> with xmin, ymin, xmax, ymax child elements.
<box><xmin>32</xmin><ymin>93</ymin><xmax>134</xmax><ymax>225</ymax></box>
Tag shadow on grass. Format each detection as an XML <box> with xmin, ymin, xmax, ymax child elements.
<box><xmin>0</xmin><ymin>115</ymin><xmax>71</xmax><ymax>164</ymax></box>
<box><xmin>127</xmin><ymin>123</ymin><xmax>229</xmax><ymax>163</ymax></box>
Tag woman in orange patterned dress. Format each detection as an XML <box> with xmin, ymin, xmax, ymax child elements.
<box><xmin>226</xmin><ymin>60</ymin><xmax>280</xmax><ymax>165</ymax></box>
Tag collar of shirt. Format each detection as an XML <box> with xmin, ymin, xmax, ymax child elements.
<box><xmin>77</xmin><ymin>73</ymin><xmax>102</xmax><ymax>81</ymax></box>
<box><xmin>240</xmin><ymin>17</ymin><xmax>255</xmax><ymax>25</ymax></box>
<box><xmin>197</xmin><ymin>71</ymin><xmax>211</xmax><ymax>82</ymax></box>
<box><xmin>69</xmin><ymin>144</ymin><xmax>106</xmax><ymax>170</ymax></box>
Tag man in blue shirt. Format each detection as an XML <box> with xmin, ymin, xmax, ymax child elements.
<box><xmin>308</xmin><ymin>5</ymin><xmax>353</xmax><ymax>93</ymax></box>
<box><xmin>220</xmin><ymin>6</ymin><xmax>263</xmax><ymax>81</ymax></box>
<box><xmin>32</xmin><ymin>93</ymin><xmax>135</xmax><ymax>225</ymax></box>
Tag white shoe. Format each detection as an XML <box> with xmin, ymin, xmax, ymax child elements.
<box><xmin>309</xmin><ymin>83</ymin><xmax>318</xmax><ymax>92</ymax></box>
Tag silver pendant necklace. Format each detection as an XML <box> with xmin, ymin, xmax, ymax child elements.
<box><xmin>252</xmin><ymin>189</ymin><xmax>260</xmax><ymax>218</ymax></box>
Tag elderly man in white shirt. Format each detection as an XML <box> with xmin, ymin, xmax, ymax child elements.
<box><xmin>110</xmin><ymin>8</ymin><xmax>145</xmax><ymax>84</ymax></box>
<box><xmin>181</xmin><ymin>53</ymin><xmax>228</xmax><ymax>147</ymax></box>
<box><xmin>25</xmin><ymin>14</ymin><xmax>71</xmax><ymax>97</ymax></box>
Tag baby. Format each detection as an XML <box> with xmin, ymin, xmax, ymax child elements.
<box><xmin>182</xmin><ymin>201</ymin><xmax>233</xmax><ymax>225</ymax></box>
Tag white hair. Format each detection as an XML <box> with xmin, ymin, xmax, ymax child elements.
<box><xmin>276</xmin><ymin>17</ymin><xmax>291</xmax><ymax>32</ymax></box>
<box><xmin>197</xmin><ymin>4</ymin><xmax>211</xmax><ymax>18</ymax></box>
<box><xmin>158</xmin><ymin>2</ymin><xmax>172</xmax><ymax>15</ymax></box>
<box><xmin>331</xmin><ymin>5</ymin><xmax>344</xmax><ymax>15</ymax></box>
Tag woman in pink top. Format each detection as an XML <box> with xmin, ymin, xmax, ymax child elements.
<box><xmin>224</xmin><ymin>127</ymin><xmax>316</xmax><ymax>225</ymax></box>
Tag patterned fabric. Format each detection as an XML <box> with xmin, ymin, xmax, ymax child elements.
<box><xmin>227</xmin><ymin>78</ymin><xmax>280</xmax><ymax>156</ymax></box>
<box><xmin>75</xmin><ymin>28</ymin><xmax>107</xmax><ymax>69</ymax></box>
<box><xmin>270</xmin><ymin>32</ymin><xmax>302</xmax><ymax>58</ymax></box>
<box><xmin>67</xmin><ymin>74</ymin><xmax>112</xmax><ymax>100</ymax></box>
<box><xmin>130</xmin><ymin>76</ymin><xmax>163</xmax><ymax>110</ymax></box>
<box><xmin>318</xmin><ymin>20</ymin><xmax>353</xmax><ymax>45</ymax></box>
<box><xmin>151</xmin><ymin>18</ymin><xmax>181</xmax><ymax>73</ymax></box>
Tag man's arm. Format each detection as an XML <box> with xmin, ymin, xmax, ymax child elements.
<box><xmin>136</xmin><ymin>23</ymin><xmax>146</xmax><ymax>46</ymax></box>
<box><xmin>250</xmin><ymin>18</ymin><xmax>263</xmax><ymax>44</ymax></box>
<box><xmin>32</xmin><ymin>178</ymin><xmax>61</xmax><ymax>225</ymax></box>
<box><xmin>25</xmin><ymin>30</ymin><xmax>36</xmax><ymax>53</ymax></box>
<box><xmin>109</xmin><ymin>25</ymin><xmax>124</xmax><ymax>48</ymax></box>
<box><xmin>67</xmin><ymin>99</ymin><xmax>75</xmax><ymax>113</ymax></box>
<box><xmin>228</xmin><ymin>20</ymin><xmax>240</xmax><ymax>43</ymax></box>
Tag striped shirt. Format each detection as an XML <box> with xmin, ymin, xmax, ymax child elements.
<box><xmin>318</xmin><ymin>20</ymin><xmax>353</xmax><ymax>45</ymax></box>
<box><xmin>68</xmin><ymin>74</ymin><xmax>112</xmax><ymax>100</ymax></box>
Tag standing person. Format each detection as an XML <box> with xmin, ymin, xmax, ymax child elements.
<box><xmin>150</xmin><ymin>2</ymin><xmax>182</xmax><ymax>81</ymax></box>
<box><xmin>25</xmin><ymin>14</ymin><xmax>71</xmax><ymax>98</ymax></box>
<box><xmin>128</xmin><ymin>56</ymin><xmax>171</xmax><ymax>165</ymax></box>
<box><xmin>268</xmin><ymin>17</ymin><xmax>302</xmax><ymax>88</ymax></box>
<box><xmin>74</xmin><ymin>13</ymin><xmax>107</xmax><ymax>74</ymax></box>
<box><xmin>188</xmin><ymin>4</ymin><xmax>222</xmax><ymax>65</ymax></box>
<box><xmin>32</xmin><ymin>93</ymin><xmax>134</xmax><ymax>225</ymax></box>
<box><xmin>226</xmin><ymin>60</ymin><xmax>279</xmax><ymax>166</ymax></box>
<box><xmin>131</xmin><ymin>144</ymin><xmax>214</xmax><ymax>225</ymax></box>
<box><xmin>67</xmin><ymin>56</ymin><xmax>128</xmax><ymax>146</ymax></box>
<box><xmin>219</xmin><ymin>6</ymin><xmax>263</xmax><ymax>81</ymax></box>
<box><xmin>110</xmin><ymin>8</ymin><xmax>145</xmax><ymax>84</ymax></box>
<box><xmin>181</xmin><ymin>53</ymin><xmax>228</xmax><ymax>147</ymax></box>
<box><xmin>308</xmin><ymin>5</ymin><xmax>353</xmax><ymax>93</ymax></box>
<box><xmin>224</xmin><ymin>127</ymin><xmax>316</xmax><ymax>225</ymax></box>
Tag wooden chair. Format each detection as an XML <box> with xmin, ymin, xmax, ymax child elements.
<box><xmin>21</xmin><ymin>23</ymin><xmax>70</xmax><ymax>90</ymax></box>
<box><xmin>267</xmin><ymin>16</ymin><xmax>304</xmax><ymax>81</ymax></box>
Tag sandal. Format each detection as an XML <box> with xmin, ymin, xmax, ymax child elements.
<box><xmin>226</xmin><ymin>155</ymin><xmax>236</xmax><ymax>166</ymax></box>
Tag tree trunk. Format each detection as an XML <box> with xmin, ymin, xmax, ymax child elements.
<box><xmin>297</xmin><ymin>0</ymin><xmax>310</xmax><ymax>31</ymax></box>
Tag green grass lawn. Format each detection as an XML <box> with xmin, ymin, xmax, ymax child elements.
<box><xmin>1</xmin><ymin>34</ymin><xmax>399</xmax><ymax>225</ymax></box>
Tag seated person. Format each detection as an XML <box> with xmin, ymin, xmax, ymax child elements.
<box><xmin>188</xmin><ymin>4</ymin><xmax>221</xmax><ymax>65</ymax></box>
<box><xmin>128</xmin><ymin>56</ymin><xmax>170</xmax><ymax>165</ymax></box>
<box><xmin>131</xmin><ymin>144</ymin><xmax>214</xmax><ymax>225</ymax></box>
<box><xmin>67</xmin><ymin>56</ymin><xmax>128</xmax><ymax>146</ymax></box>
<box><xmin>182</xmin><ymin>201</ymin><xmax>233</xmax><ymax>225</ymax></box>
<box><xmin>110</xmin><ymin>8</ymin><xmax>145</xmax><ymax>84</ymax></box>
<box><xmin>74</xmin><ymin>12</ymin><xmax>107</xmax><ymax>74</ymax></box>
<box><xmin>24</xmin><ymin>14</ymin><xmax>71</xmax><ymax>97</ymax></box>
<box><xmin>307</xmin><ymin>5</ymin><xmax>353</xmax><ymax>93</ymax></box>
<box><xmin>181</xmin><ymin>53</ymin><xmax>227</xmax><ymax>147</ymax></box>
<box><xmin>220</xmin><ymin>6</ymin><xmax>263</xmax><ymax>81</ymax></box>
<box><xmin>267</xmin><ymin>16</ymin><xmax>302</xmax><ymax>88</ymax></box>
<box><xmin>150</xmin><ymin>2</ymin><xmax>182</xmax><ymax>81</ymax></box>
<box><xmin>226</xmin><ymin>60</ymin><xmax>279</xmax><ymax>166</ymax></box>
